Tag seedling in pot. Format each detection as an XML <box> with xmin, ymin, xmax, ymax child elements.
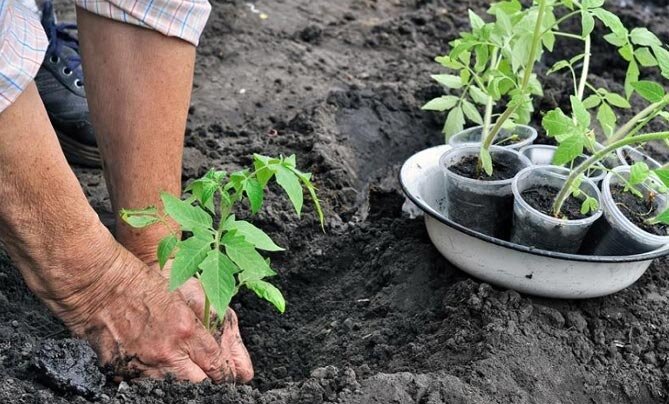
<box><xmin>424</xmin><ymin>0</ymin><xmax>551</xmax><ymax>176</ymax></box>
<box><xmin>532</xmin><ymin>1</ymin><xmax>669</xmax><ymax>228</ymax></box>
<box><xmin>426</xmin><ymin>0</ymin><xmax>555</xmax><ymax>238</ymax></box>
<box><xmin>120</xmin><ymin>154</ymin><xmax>324</xmax><ymax>330</ymax></box>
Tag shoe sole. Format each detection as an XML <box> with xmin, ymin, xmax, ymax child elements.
<box><xmin>55</xmin><ymin>130</ymin><xmax>102</xmax><ymax>168</ymax></box>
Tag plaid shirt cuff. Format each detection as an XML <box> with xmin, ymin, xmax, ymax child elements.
<box><xmin>75</xmin><ymin>0</ymin><xmax>211</xmax><ymax>46</ymax></box>
<box><xmin>0</xmin><ymin>0</ymin><xmax>48</xmax><ymax>113</ymax></box>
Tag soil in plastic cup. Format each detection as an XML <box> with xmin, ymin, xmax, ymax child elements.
<box><xmin>584</xmin><ymin>166</ymin><xmax>669</xmax><ymax>256</ymax></box>
<box><xmin>510</xmin><ymin>166</ymin><xmax>602</xmax><ymax>253</ymax></box>
<box><xmin>616</xmin><ymin>146</ymin><xmax>661</xmax><ymax>169</ymax></box>
<box><xmin>440</xmin><ymin>145</ymin><xmax>531</xmax><ymax>239</ymax></box>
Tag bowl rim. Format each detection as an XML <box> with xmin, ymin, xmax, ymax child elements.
<box><xmin>399</xmin><ymin>145</ymin><xmax>669</xmax><ymax>263</ymax></box>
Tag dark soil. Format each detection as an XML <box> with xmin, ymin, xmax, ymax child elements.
<box><xmin>4</xmin><ymin>0</ymin><xmax>669</xmax><ymax>403</ymax></box>
<box><xmin>449</xmin><ymin>155</ymin><xmax>518</xmax><ymax>181</ymax></box>
<box><xmin>612</xmin><ymin>185</ymin><xmax>669</xmax><ymax>236</ymax></box>
<box><xmin>521</xmin><ymin>185</ymin><xmax>589</xmax><ymax>220</ymax></box>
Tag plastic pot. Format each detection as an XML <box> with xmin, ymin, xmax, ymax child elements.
<box><xmin>448</xmin><ymin>125</ymin><xmax>537</xmax><ymax>150</ymax></box>
<box><xmin>616</xmin><ymin>146</ymin><xmax>661</xmax><ymax>169</ymax></box>
<box><xmin>586</xmin><ymin>166</ymin><xmax>669</xmax><ymax>256</ymax></box>
<box><xmin>510</xmin><ymin>166</ymin><xmax>603</xmax><ymax>253</ymax></box>
<box><xmin>519</xmin><ymin>145</ymin><xmax>606</xmax><ymax>183</ymax></box>
<box><xmin>587</xmin><ymin>141</ymin><xmax>624</xmax><ymax>169</ymax></box>
<box><xmin>401</xmin><ymin>144</ymin><xmax>669</xmax><ymax>299</ymax></box>
<box><xmin>439</xmin><ymin>145</ymin><xmax>531</xmax><ymax>239</ymax></box>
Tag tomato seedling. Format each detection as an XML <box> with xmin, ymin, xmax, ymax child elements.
<box><xmin>535</xmin><ymin>0</ymin><xmax>669</xmax><ymax>217</ymax></box>
<box><xmin>422</xmin><ymin>0</ymin><xmax>551</xmax><ymax>175</ymax></box>
<box><xmin>120</xmin><ymin>154</ymin><xmax>324</xmax><ymax>330</ymax></box>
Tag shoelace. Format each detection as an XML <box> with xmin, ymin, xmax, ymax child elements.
<box><xmin>41</xmin><ymin>1</ymin><xmax>83</xmax><ymax>82</ymax></box>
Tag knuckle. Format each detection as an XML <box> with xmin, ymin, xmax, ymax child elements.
<box><xmin>174</xmin><ymin>320</ymin><xmax>196</xmax><ymax>340</ymax></box>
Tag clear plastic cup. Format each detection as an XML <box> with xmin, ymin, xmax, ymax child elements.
<box><xmin>448</xmin><ymin>125</ymin><xmax>537</xmax><ymax>150</ymax></box>
<box><xmin>590</xmin><ymin>141</ymin><xmax>624</xmax><ymax>169</ymax></box>
<box><xmin>616</xmin><ymin>146</ymin><xmax>662</xmax><ymax>169</ymax></box>
<box><xmin>586</xmin><ymin>166</ymin><xmax>669</xmax><ymax>256</ymax></box>
<box><xmin>519</xmin><ymin>145</ymin><xmax>606</xmax><ymax>183</ymax></box>
<box><xmin>510</xmin><ymin>166</ymin><xmax>603</xmax><ymax>253</ymax></box>
<box><xmin>440</xmin><ymin>145</ymin><xmax>531</xmax><ymax>239</ymax></box>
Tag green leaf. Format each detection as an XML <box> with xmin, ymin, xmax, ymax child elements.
<box><xmin>468</xmin><ymin>9</ymin><xmax>485</xmax><ymax>30</ymax></box>
<box><xmin>223</xmin><ymin>234</ymin><xmax>276</xmax><ymax>283</ymax></box>
<box><xmin>604</xmin><ymin>33</ymin><xmax>629</xmax><ymax>47</ymax></box>
<box><xmin>157</xmin><ymin>234</ymin><xmax>178</xmax><ymax>269</ymax></box>
<box><xmin>625</xmin><ymin>60</ymin><xmax>640</xmax><ymax>99</ymax></box>
<box><xmin>596</xmin><ymin>102</ymin><xmax>616</xmax><ymax>137</ymax></box>
<box><xmin>443</xmin><ymin>106</ymin><xmax>465</xmax><ymax>139</ymax></box>
<box><xmin>582</xmin><ymin>95</ymin><xmax>601</xmax><ymax>109</ymax></box>
<box><xmin>170</xmin><ymin>233</ymin><xmax>214</xmax><ymax>291</ymax></box>
<box><xmin>121</xmin><ymin>214</ymin><xmax>160</xmax><ymax>228</ymax></box>
<box><xmin>161</xmin><ymin>192</ymin><xmax>213</xmax><ymax>232</ymax></box>
<box><xmin>542</xmin><ymin>108</ymin><xmax>577</xmax><ymax>139</ymax></box>
<box><xmin>479</xmin><ymin>148</ymin><xmax>493</xmax><ymax>176</ymax></box>
<box><xmin>604</xmin><ymin>92</ymin><xmax>631</xmax><ymax>108</ymax></box>
<box><xmin>632</xmin><ymin>80</ymin><xmax>665</xmax><ymax>102</ymax></box>
<box><xmin>653</xmin><ymin>168</ymin><xmax>669</xmax><ymax>187</ymax></box>
<box><xmin>119</xmin><ymin>207</ymin><xmax>159</xmax><ymax>228</ymax></box>
<box><xmin>652</xmin><ymin>46</ymin><xmax>669</xmax><ymax>80</ymax></box>
<box><xmin>293</xmin><ymin>170</ymin><xmax>325</xmax><ymax>228</ymax></box>
<box><xmin>582</xmin><ymin>0</ymin><xmax>604</xmax><ymax>7</ymax></box>
<box><xmin>488</xmin><ymin>0</ymin><xmax>521</xmax><ymax>16</ymax></box>
<box><xmin>186</xmin><ymin>174</ymin><xmax>221</xmax><ymax>212</ymax></box>
<box><xmin>244</xmin><ymin>178</ymin><xmax>264</xmax><ymax>214</ymax></box>
<box><xmin>553</xmin><ymin>135</ymin><xmax>585</xmax><ymax>166</ymax></box>
<box><xmin>629</xmin><ymin>161</ymin><xmax>650</xmax><ymax>185</ymax></box>
<box><xmin>431</xmin><ymin>74</ymin><xmax>463</xmax><ymax>89</ymax></box>
<box><xmin>275</xmin><ymin>165</ymin><xmax>304</xmax><ymax>216</ymax></box>
<box><xmin>592</xmin><ymin>8</ymin><xmax>626</xmax><ymax>37</ymax></box>
<box><xmin>435</xmin><ymin>55</ymin><xmax>462</xmax><ymax>69</ymax></box>
<box><xmin>199</xmin><ymin>250</ymin><xmax>237</xmax><ymax>316</ymax></box>
<box><xmin>547</xmin><ymin>60</ymin><xmax>571</xmax><ymax>75</ymax></box>
<box><xmin>580</xmin><ymin>197</ymin><xmax>599</xmax><ymax>215</ymax></box>
<box><xmin>543</xmin><ymin>31</ymin><xmax>555</xmax><ymax>52</ymax></box>
<box><xmin>224</xmin><ymin>219</ymin><xmax>284</xmax><ymax>251</ymax></box>
<box><xmin>630</xmin><ymin>28</ymin><xmax>662</xmax><ymax>47</ymax></box>
<box><xmin>581</xmin><ymin>11</ymin><xmax>595</xmax><ymax>37</ymax></box>
<box><xmin>619</xmin><ymin>44</ymin><xmax>634</xmax><ymax>62</ymax></box>
<box><xmin>571</xmin><ymin>96</ymin><xmax>591</xmax><ymax>128</ymax></box>
<box><xmin>245</xmin><ymin>280</ymin><xmax>285</xmax><ymax>313</ymax></box>
<box><xmin>469</xmin><ymin>86</ymin><xmax>489</xmax><ymax>105</ymax></box>
<box><xmin>511</xmin><ymin>34</ymin><xmax>532</xmax><ymax>73</ymax></box>
<box><xmin>634</xmin><ymin>47</ymin><xmax>658</xmax><ymax>67</ymax></box>
<box><xmin>652</xmin><ymin>209</ymin><xmax>669</xmax><ymax>225</ymax></box>
<box><xmin>283</xmin><ymin>155</ymin><xmax>297</xmax><ymax>169</ymax></box>
<box><xmin>461</xmin><ymin>100</ymin><xmax>483</xmax><ymax>124</ymax></box>
<box><xmin>421</xmin><ymin>96</ymin><xmax>458</xmax><ymax>111</ymax></box>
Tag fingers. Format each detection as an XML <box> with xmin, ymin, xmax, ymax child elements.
<box><xmin>187</xmin><ymin>324</ymin><xmax>236</xmax><ymax>383</ymax></box>
<box><xmin>220</xmin><ymin>309</ymin><xmax>254</xmax><ymax>383</ymax></box>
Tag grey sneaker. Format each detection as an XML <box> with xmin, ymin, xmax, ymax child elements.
<box><xmin>36</xmin><ymin>1</ymin><xmax>101</xmax><ymax>168</ymax></box>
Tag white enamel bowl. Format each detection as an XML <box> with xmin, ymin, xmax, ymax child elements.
<box><xmin>399</xmin><ymin>145</ymin><xmax>669</xmax><ymax>299</ymax></box>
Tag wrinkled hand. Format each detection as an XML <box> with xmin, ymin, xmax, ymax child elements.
<box><xmin>157</xmin><ymin>261</ymin><xmax>253</xmax><ymax>383</ymax></box>
<box><xmin>50</xmin><ymin>243</ymin><xmax>251</xmax><ymax>383</ymax></box>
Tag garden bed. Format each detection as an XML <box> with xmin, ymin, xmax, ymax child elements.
<box><xmin>3</xmin><ymin>0</ymin><xmax>669</xmax><ymax>402</ymax></box>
